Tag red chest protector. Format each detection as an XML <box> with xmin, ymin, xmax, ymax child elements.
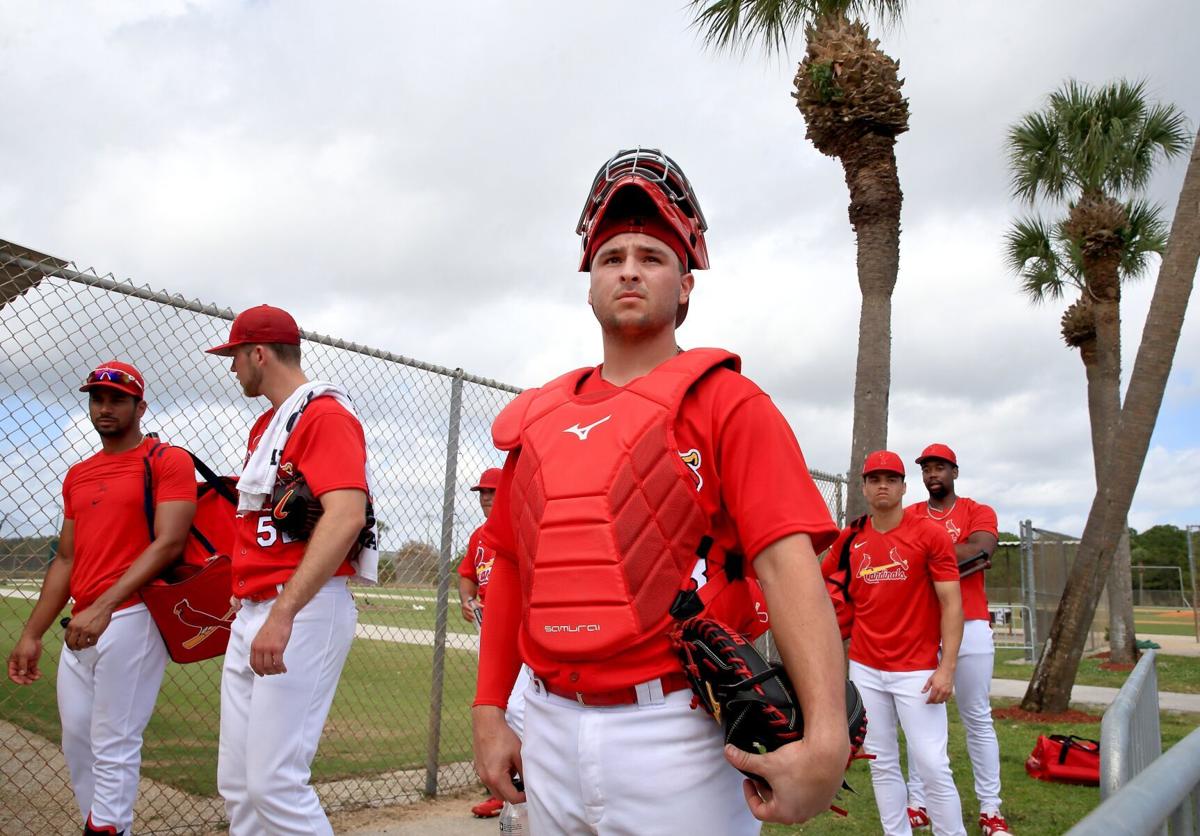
<box><xmin>493</xmin><ymin>349</ymin><xmax>742</xmax><ymax>667</ymax></box>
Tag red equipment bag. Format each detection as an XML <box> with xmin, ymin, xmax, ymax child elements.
<box><xmin>138</xmin><ymin>438</ymin><xmax>239</xmax><ymax>664</ymax></box>
<box><xmin>1025</xmin><ymin>734</ymin><xmax>1101</xmax><ymax>786</ymax></box>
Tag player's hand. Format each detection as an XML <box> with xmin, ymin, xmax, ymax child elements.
<box><xmin>724</xmin><ymin>726</ymin><xmax>849</xmax><ymax>824</ymax></box>
<box><xmin>250</xmin><ymin>610</ymin><xmax>294</xmax><ymax>676</ymax></box>
<box><xmin>460</xmin><ymin>599</ymin><xmax>477</xmax><ymax>623</ymax></box>
<box><xmin>7</xmin><ymin>635</ymin><xmax>43</xmax><ymax>685</ymax></box>
<box><xmin>922</xmin><ymin>665</ymin><xmax>955</xmax><ymax>704</ymax></box>
<box><xmin>64</xmin><ymin>604</ymin><xmax>113</xmax><ymax>651</ymax></box>
<box><xmin>472</xmin><ymin>705</ymin><xmax>525</xmax><ymax>804</ymax></box>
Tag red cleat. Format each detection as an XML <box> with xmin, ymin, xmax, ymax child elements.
<box><xmin>471</xmin><ymin>796</ymin><xmax>504</xmax><ymax>818</ymax></box>
<box><xmin>908</xmin><ymin>806</ymin><xmax>931</xmax><ymax>829</ymax></box>
<box><xmin>980</xmin><ymin>812</ymin><xmax>1012</xmax><ymax>834</ymax></box>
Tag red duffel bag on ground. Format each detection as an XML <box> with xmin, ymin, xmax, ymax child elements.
<box><xmin>1025</xmin><ymin>734</ymin><xmax>1101</xmax><ymax>786</ymax></box>
<box><xmin>139</xmin><ymin>438</ymin><xmax>239</xmax><ymax>664</ymax></box>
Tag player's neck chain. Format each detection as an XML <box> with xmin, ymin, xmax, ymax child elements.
<box><xmin>925</xmin><ymin>498</ymin><xmax>957</xmax><ymax>520</ymax></box>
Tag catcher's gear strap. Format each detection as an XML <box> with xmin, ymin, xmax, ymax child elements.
<box><xmin>958</xmin><ymin>549</ymin><xmax>991</xmax><ymax>578</ymax></box>
<box><xmin>494</xmin><ymin>349</ymin><xmax>740</xmax><ymax>680</ymax></box>
<box><xmin>828</xmin><ymin>514</ymin><xmax>868</xmax><ymax>602</ymax></box>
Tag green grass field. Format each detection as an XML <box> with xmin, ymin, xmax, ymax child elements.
<box><xmin>0</xmin><ymin>597</ymin><xmax>479</xmax><ymax>797</ymax></box>
<box><xmin>763</xmin><ymin>703</ymin><xmax>1199</xmax><ymax>835</ymax></box>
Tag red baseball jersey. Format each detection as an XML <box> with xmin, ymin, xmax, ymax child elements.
<box><xmin>905</xmin><ymin>497</ymin><xmax>998</xmax><ymax>621</ymax></box>
<box><xmin>457</xmin><ymin>525</ymin><xmax>498</xmax><ymax>599</ymax></box>
<box><xmin>475</xmin><ymin>362</ymin><xmax>839</xmax><ymax>706</ymax></box>
<box><xmin>62</xmin><ymin>437</ymin><xmax>197</xmax><ymax>614</ymax></box>
<box><xmin>823</xmin><ymin>514</ymin><xmax>959</xmax><ymax>672</ymax></box>
<box><xmin>232</xmin><ymin>396</ymin><xmax>368</xmax><ymax>599</ymax></box>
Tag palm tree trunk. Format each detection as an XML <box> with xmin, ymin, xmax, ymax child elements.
<box><xmin>1083</xmin><ymin>292</ymin><xmax>1139</xmax><ymax>665</ymax></box>
<box><xmin>841</xmin><ymin>134</ymin><xmax>901</xmax><ymax>519</ymax></box>
<box><xmin>1022</xmin><ymin>133</ymin><xmax>1200</xmax><ymax>713</ymax></box>
<box><xmin>1077</xmin><ymin>340</ymin><xmax>1137</xmax><ymax>663</ymax></box>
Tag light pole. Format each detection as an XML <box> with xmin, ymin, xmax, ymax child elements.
<box><xmin>1187</xmin><ymin>524</ymin><xmax>1199</xmax><ymax>644</ymax></box>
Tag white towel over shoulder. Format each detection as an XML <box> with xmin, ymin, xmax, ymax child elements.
<box><xmin>238</xmin><ymin>380</ymin><xmax>379</xmax><ymax>585</ymax></box>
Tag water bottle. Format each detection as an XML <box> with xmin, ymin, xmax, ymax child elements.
<box><xmin>498</xmin><ymin>801</ymin><xmax>527</xmax><ymax>834</ymax></box>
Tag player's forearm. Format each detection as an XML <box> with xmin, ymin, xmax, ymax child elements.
<box><xmin>756</xmin><ymin>534</ymin><xmax>848</xmax><ymax>743</ymax></box>
<box><xmin>936</xmin><ymin>584</ymin><xmax>964</xmax><ymax>666</ymax></box>
<box><xmin>459</xmin><ymin>577</ymin><xmax>478</xmax><ymax>607</ymax></box>
<box><xmin>92</xmin><ymin>536</ymin><xmax>188</xmax><ymax>613</ymax></box>
<box><xmin>273</xmin><ymin>505</ymin><xmax>364</xmax><ymax>619</ymax></box>
<box><xmin>22</xmin><ymin>557</ymin><xmax>73</xmax><ymax>639</ymax></box>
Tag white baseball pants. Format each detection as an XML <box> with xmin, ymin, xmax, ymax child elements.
<box><xmin>57</xmin><ymin>602</ymin><xmax>168</xmax><ymax>834</ymax></box>
<box><xmin>849</xmin><ymin>661</ymin><xmax>966</xmax><ymax>836</ymax></box>
<box><xmin>217</xmin><ymin>577</ymin><xmax>356</xmax><ymax>836</ymax></box>
<box><xmin>520</xmin><ymin>681</ymin><xmax>760</xmax><ymax>835</ymax></box>
<box><xmin>505</xmin><ymin>665</ymin><xmax>531</xmax><ymax>739</ymax></box>
<box><xmin>908</xmin><ymin>620</ymin><xmax>1002</xmax><ymax>815</ymax></box>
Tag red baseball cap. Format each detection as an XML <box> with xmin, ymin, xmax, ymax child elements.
<box><xmin>79</xmin><ymin>361</ymin><xmax>145</xmax><ymax>399</ymax></box>
<box><xmin>862</xmin><ymin>450</ymin><xmax>905</xmax><ymax>477</ymax></box>
<box><xmin>915</xmin><ymin>443</ymin><xmax>958</xmax><ymax>467</ymax></box>
<box><xmin>470</xmin><ymin>468</ymin><xmax>502</xmax><ymax>491</ymax></box>
<box><xmin>206</xmin><ymin>305</ymin><xmax>301</xmax><ymax>356</ymax></box>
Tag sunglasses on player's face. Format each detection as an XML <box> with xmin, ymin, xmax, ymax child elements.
<box><xmin>87</xmin><ymin>368</ymin><xmax>139</xmax><ymax>386</ymax></box>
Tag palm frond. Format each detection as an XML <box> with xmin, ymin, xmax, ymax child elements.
<box><xmin>1117</xmin><ymin>198</ymin><xmax>1169</xmax><ymax>281</ymax></box>
<box><xmin>686</xmin><ymin>0</ymin><xmax>904</xmax><ymax>55</ymax></box>
<box><xmin>1007</xmin><ymin>112</ymin><xmax>1065</xmax><ymax>203</ymax></box>
<box><xmin>1005</xmin><ymin>216</ymin><xmax>1073</xmax><ymax>302</ymax></box>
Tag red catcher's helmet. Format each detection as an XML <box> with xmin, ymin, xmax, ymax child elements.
<box><xmin>576</xmin><ymin>148</ymin><xmax>709</xmax><ymax>272</ymax></box>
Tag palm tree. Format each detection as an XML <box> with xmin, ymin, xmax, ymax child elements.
<box><xmin>1024</xmin><ymin>131</ymin><xmax>1200</xmax><ymax>713</ymax></box>
<box><xmin>687</xmin><ymin>0</ymin><xmax>907</xmax><ymax>517</ymax></box>
<box><xmin>1004</xmin><ymin>80</ymin><xmax>1187</xmax><ymax>665</ymax></box>
<box><xmin>1005</xmin><ymin>198</ymin><xmax>1170</xmax><ymax>664</ymax></box>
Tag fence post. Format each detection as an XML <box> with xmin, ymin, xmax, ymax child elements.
<box><xmin>834</xmin><ymin>477</ymin><xmax>845</xmax><ymax>528</ymax></box>
<box><xmin>1020</xmin><ymin>519</ymin><xmax>1037</xmax><ymax>662</ymax></box>
<box><xmin>1187</xmin><ymin>525</ymin><xmax>1199</xmax><ymax>643</ymax></box>
<box><xmin>424</xmin><ymin>369</ymin><xmax>464</xmax><ymax>796</ymax></box>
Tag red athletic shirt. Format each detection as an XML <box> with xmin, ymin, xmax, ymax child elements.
<box><xmin>62</xmin><ymin>438</ymin><xmax>197</xmax><ymax>615</ymax></box>
<box><xmin>822</xmin><ymin>514</ymin><xmax>958</xmax><ymax>672</ymax></box>
<box><xmin>475</xmin><ymin>361</ymin><xmax>839</xmax><ymax>707</ymax></box>
<box><xmin>232</xmin><ymin>396</ymin><xmax>368</xmax><ymax>599</ymax></box>
<box><xmin>457</xmin><ymin>525</ymin><xmax>498</xmax><ymax>600</ymax></box>
<box><xmin>904</xmin><ymin>497</ymin><xmax>998</xmax><ymax>621</ymax></box>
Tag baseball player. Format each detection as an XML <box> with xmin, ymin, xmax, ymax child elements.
<box><xmin>456</xmin><ymin>466</ymin><xmax>531</xmax><ymax>819</ymax></box>
<box><xmin>7</xmin><ymin>361</ymin><xmax>197</xmax><ymax>836</ymax></box>
<box><xmin>904</xmin><ymin>444</ymin><xmax>1007</xmax><ymax>835</ymax></box>
<box><xmin>206</xmin><ymin>305</ymin><xmax>377</xmax><ymax>835</ymax></box>
<box><xmin>471</xmin><ymin>148</ymin><xmax>848</xmax><ymax>834</ymax></box>
<box><xmin>823</xmin><ymin>450</ymin><xmax>966</xmax><ymax>836</ymax></box>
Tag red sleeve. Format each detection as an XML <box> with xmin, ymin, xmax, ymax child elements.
<box><xmin>925</xmin><ymin>523</ymin><xmax>960</xmax><ymax>582</ymax></box>
<box><xmin>716</xmin><ymin>392</ymin><xmax>839</xmax><ymax>559</ymax></box>
<box><xmin>289</xmin><ymin>411</ymin><xmax>369</xmax><ymax>497</ymax></box>
<box><xmin>62</xmin><ymin>470</ymin><xmax>75</xmax><ymax>520</ymax></box>
<box><xmin>154</xmin><ymin>447</ymin><xmax>198</xmax><ymax>504</ymax></box>
<box><xmin>473</xmin><ymin>452</ymin><xmax>523</xmax><ymax>709</ymax></box>
<box><xmin>458</xmin><ymin>530</ymin><xmax>480</xmax><ymax>581</ymax></box>
<box><xmin>820</xmin><ymin>527</ymin><xmax>852</xmax><ymax>578</ymax></box>
<box><xmin>967</xmin><ymin>501</ymin><xmax>999</xmax><ymax>539</ymax></box>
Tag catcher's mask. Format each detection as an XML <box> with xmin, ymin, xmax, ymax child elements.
<box><xmin>577</xmin><ymin>147</ymin><xmax>709</xmax><ymax>274</ymax></box>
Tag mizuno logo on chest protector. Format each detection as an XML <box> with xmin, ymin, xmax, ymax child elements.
<box><xmin>563</xmin><ymin>415</ymin><xmax>611</xmax><ymax>440</ymax></box>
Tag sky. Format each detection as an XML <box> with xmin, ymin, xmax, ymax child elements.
<box><xmin>1</xmin><ymin>0</ymin><xmax>1197</xmax><ymax>536</ymax></box>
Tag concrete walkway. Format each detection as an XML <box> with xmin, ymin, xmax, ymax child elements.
<box><xmin>991</xmin><ymin>678</ymin><xmax>1200</xmax><ymax>712</ymax></box>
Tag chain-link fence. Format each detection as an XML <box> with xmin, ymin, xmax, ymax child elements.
<box><xmin>0</xmin><ymin>239</ymin><xmax>849</xmax><ymax>834</ymax></box>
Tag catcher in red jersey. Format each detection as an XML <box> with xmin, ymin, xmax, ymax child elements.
<box><xmin>903</xmin><ymin>444</ymin><xmax>1008</xmax><ymax>836</ymax></box>
<box><xmin>823</xmin><ymin>450</ymin><xmax>966</xmax><ymax>836</ymax></box>
<box><xmin>471</xmin><ymin>148</ymin><xmax>848</xmax><ymax>834</ymax></box>
<box><xmin>7</xmin><ymin>361</ymin><xmax>197</xmax><ymax>836</ymax></box>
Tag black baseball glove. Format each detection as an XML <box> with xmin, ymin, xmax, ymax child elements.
<box><xmin>270</xmin><ymin>471</ymin><xmax>322</xmax><ymax>540</ymax></box>
<box><xmin>673</xmin><ymin>617</ymin><xmax>868</xmax><ymax>787</ymax></box>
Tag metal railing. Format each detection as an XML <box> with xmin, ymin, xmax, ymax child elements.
<box><xmin>1070</xmin><ymin>649</ymin><xmax>1200</xmax><ymax>835</ymax></box>
<box><xmin>0</xmin><ymin>239</ymin><xmax>850</xmax><ymax>833</ymax></box>
<box><xmin>1100</xmin><ymin>651</ymin><xmax>1162</xmax><ymax>801</ymax></box>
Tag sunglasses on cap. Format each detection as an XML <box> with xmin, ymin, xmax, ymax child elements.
<box><xmin>87</xmin><ymin>368</ymin><xmax>141</xmax><ymax>386</ymax></box>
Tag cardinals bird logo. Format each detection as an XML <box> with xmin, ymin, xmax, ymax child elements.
<box><xmin>679</xmin><ymin>449</ymin><xmax>703</xmax><ymax>491</ymax></box>
<box><xmin>173</xmin><ymin>599</ymin><xmax>236</xmax><ymax>649</ymax></box>
<box><xmin>857</xmin><ymin>546</ymin><xmax>910</xmax><ymax>583</ymax></box>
